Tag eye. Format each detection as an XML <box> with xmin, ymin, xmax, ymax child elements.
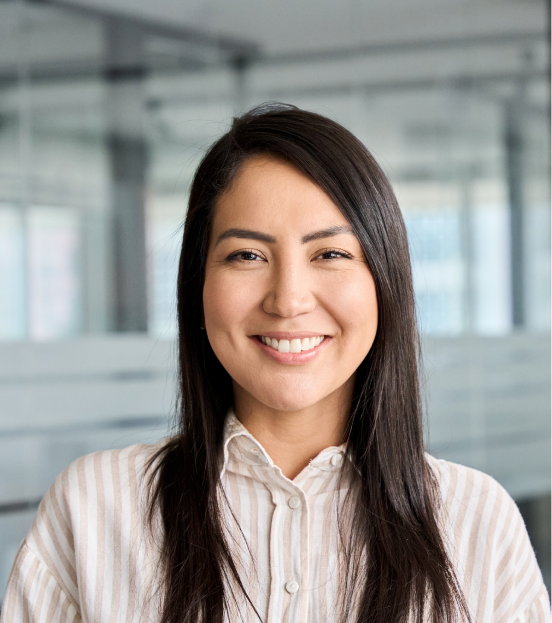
<box><xmin>313</xmin><ymin>249</ymin><xmax>353</xmax><ymax>261</ymax></box>
<box><xmin>226</xmin><ymin>250</ymin><xmax>265</xmax><ymax>263</ymax></box>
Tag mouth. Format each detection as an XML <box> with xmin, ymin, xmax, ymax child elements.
<box><xmin>259</xmin><ymin>335</ymin><xmax>324</xmax><ymax>353</ymax></box>
<box><xmin>251</xmin><ymin>333</ymin><xmax>330</xmax><ymax>365</ymax></box>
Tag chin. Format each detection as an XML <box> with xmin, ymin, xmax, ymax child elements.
<box><xmin>246</xmin><ymin>378</ymin><xmax>327</xmax><ymax>413</ymax></box>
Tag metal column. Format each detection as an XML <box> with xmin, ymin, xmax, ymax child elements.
<box><xmin>505</xmin><ymin>99</ymin><xmax>526</xmax><ymax>327</ymax></box>
<box><xmin>105</xmin><ymin>17</ymin><xmax>148</xmax><ymax>332</ymax></box>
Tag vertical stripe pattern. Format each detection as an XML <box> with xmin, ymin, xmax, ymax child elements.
<box><xmin>1</xmin><ymin>415</ymin><xmax>549</xmax><ymax>623</ymax></box>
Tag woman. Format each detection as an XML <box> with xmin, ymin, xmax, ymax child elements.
<box><xmin>2</xmin><ymin>104</ymin><xmax>548</xmax><ymax>623</ymax></box>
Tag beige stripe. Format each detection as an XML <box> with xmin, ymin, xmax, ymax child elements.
<box><xmin>108</xmin><ymin>451</ymin><xmax>123</xmax><ymax>623</ymax></box>
<box><xmin>93</xmin><ymin>452</ymin><xmax>106</xmax><ymax>623</ymax></box>
<box><xmin>474</xmin><ymin>484</ymin><xmax>504</xmax><ymax>622</ymax></box>
<box><xmin>493</xmin><ymin>522</ymin><xmax>524</xmax><ymax>618</ymax></box>
<box><xmin>509</xmin><ymin>558</ymin><xmax>540</xmax><ymax>617</ymax></box>
<box><xmin>31</xmin><ymin>566</ymin><xmax>51</xmax><ymax>621</ymax></box>
<box><xmin>454</xmin><ymin>468</ymin><xmax>475</xmax><ymax>583</ymax></box>
<box><xmin>462</xmin><ymin>475</ymin><xmax>493</xmax><ymax>604</ymax></box>
<box><xmin>75</xmin><ymin>457</ymin><xmax>89</xmax><ymax>615</ymax></box>
<box><xmin>1</xmin><ymin>543</ymin><xmax>29</xmax><ymax>622</ymax></box>
<box><xmin>281</xmin><ymin>487</ymin><xmax>294</xmax><ymax>623</ymax></box>
<box><xmin>21</xmin><ymin>555</ymin><xmax>40</xmax><ymax>623</ymax></box>
<box><xmin>225</xmin><ymin>467</ymin><xmax>245</xmax><ymax>578</ymax></box>
<box><xmin>134</xmin><ymin>450</ymin><xmax>155</xmax><ymax>623</ymax></box>
<box><xmin>37</xmin><ymin>497</ymin><xmax>78</xmax><ymax>594</ymax></box>
<box><xmin>440</xmin><ymin>462</ymin><xmax>459</xmax><ymax>559</ymax></box>
<box><xmin>46</xmin><ymin>588</ymin><xmax>63</xmax><ymax>623</ymax></box>
<box><xmin>224</xmin><ymin>471</ymin><xmax>246</xmax><ymax>621</ymax></box>
<box><xmin>535</xmin><ymin>589</ymin><xmax>549</xmax><ymax>623</ymax></box>
<box><xmin>58</xmin><ymin>590</ymin><xmax>72</xmax><ymax>623</ymax></box>
<box><xmin>124</xmin><ymin>449</ymin><xmax>140</xmax><ymax>623</ymax></box>
<box><xmin>50</xmin><ymin>476</ymin><xmax>75</xmax><ymax>553</ymax></box>
<box><xmin>60</xmin><ymin>469</ymin><xmax>75</xmax><ymax>552</ymax></box>
<box><xmin>317</xmin><ymin>472</ymin><xmax>339</xmax><ymax>620</ymax></box>
<box><xmin>261</xmin><ymin>479</ymin><xmax>273</xmax><ymax>619</ymax></box>
<box><xmin>43</xmin><ymin>577</ymin><xmax>61</xmax><ymax>623</ymax></box>
<box><xmin>493</xmin><ymin>496</ymin><xmax>518</xmax><ymax>583</ymax></box>
<box><xmin>247</xmin><ymin>475</ymin><xmax>260</xmax><ymax>620</ymax></box>
<box><xmin>532</xmin><ymin>595</ymin><xmax>543</xmax><ymax>623</ymax></box>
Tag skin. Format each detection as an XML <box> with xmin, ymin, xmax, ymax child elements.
<box><xmin>203</xmin><ymin>156</ymin><xmax>378</xmax><ymax>480</ymax></box>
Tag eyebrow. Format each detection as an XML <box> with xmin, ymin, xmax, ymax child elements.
<box><xmin>215</xmin><ymin>225</ymin><xmax>354</xmax><ymax>247</ymax></box>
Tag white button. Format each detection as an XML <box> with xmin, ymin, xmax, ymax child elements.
<box><xmin>285</xmin><ymin>580</ymin><xmax>299</xmax><ymax>594</ymax></box>
<box><xmin>331</xmin><ymin>453</ymin><xmax>343</xmax><ymax>467</ymax></box>
<box><xmin>288</xmin><ymin>496</ymin><xmax>300</xmax><ymax>509</ymax></box>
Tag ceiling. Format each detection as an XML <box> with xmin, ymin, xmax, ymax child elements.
<box><xmin>52</xmin><ymin>0</ymin><xmax>548</xmax><ymax>56</ymax></box>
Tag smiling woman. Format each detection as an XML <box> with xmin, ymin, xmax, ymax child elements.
<box><xmin>1</xmin><ymin>105</ymin><xmax>549</xmax><ymax>623</ymax></box>
<box><xmin>203</xmin><ymin>157</ymin><xmax>378</xmax><ymax>478</ymax></box>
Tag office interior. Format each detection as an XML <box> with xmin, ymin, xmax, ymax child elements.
<box><xmin>0</xmin><ymin>0</ymin><xmax>550</xmax><ymax>601</ymax></box>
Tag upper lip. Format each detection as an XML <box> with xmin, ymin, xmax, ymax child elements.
<box><xmin>253</xmin><ymin>331</ymin><xmax>328</xmax><ymax>340</ymax></box>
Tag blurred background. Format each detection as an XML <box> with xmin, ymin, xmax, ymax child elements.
<box><xmin>0</xmin><ymin>0</ymin><xmax>550</xmax><ymax>602</ymax></box>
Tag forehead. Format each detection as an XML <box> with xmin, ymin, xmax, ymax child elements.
<box><xmin>212</xmin><ymin>156</ymin><xmax>349</xmax><ymax>232</ymax></box>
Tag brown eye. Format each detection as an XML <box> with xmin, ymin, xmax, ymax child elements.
<box><xmin>314</xmin><ymin>250</ymin><xmax>353</xmax><ymax>261</ymax></box>
<box><xmin>226</xmin><ymin>250</ymin><xmax>264</xmax><ymax>262</ymax></box>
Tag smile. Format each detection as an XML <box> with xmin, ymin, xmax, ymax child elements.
<box><xmin>252</xmin><ymin>333</ymin><xmax>330</xmax><ymax>365</ymax></box>
<box><xmin>260</xmin><ymin>335</ymin><xmax>324</xmax><ymax>353</ymax></box>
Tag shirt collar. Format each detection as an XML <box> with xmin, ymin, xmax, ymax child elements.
<box><xmin>220</xmin><ymin>409</ymin><xmax>349</xmax><ymax>481</ymax></box>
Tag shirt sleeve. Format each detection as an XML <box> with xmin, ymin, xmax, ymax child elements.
<box><xmin>0</xmin><ymin>542</ymin><xmax>81</xmax><ymax>623</ymax></box>
<box><xmin>511</xmin><ymin>586</ymin><xmax>550</xmax><ymax>623</ymax></box>
<box><xmin>428</xmin><ymin>455</ymin><xmax>550</xmax><ymax>623</ymax></box>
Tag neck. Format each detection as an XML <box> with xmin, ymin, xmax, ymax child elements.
<box><xmin>233</xmin><ymin>379</ymin><xmax>353</xmax><ymax>480</ymax></box>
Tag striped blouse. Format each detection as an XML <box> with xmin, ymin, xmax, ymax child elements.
<box><xmin>1</xmin><ymin>412</ymin><xmax>549</xmax><ymax>623</ymax></box>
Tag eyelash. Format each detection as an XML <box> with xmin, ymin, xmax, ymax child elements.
<box><xmin>315</xmin><ymin>249</ymin><xmax>353</xmax><ymax>261</ymax></box>
<box><xmin>226</xmin><ymin>250</ymin><xmax>264</xmax><ymax>262</ymax></box>
<box><xmin>225</xmin><ymin>249</ymin><xmax>353</xmax><ymax>262</ymax></box>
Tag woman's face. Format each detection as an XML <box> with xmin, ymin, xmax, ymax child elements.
<box><xmin>203</xmin><ymin>156</ymin><xmax>378</xmax><ymax>413</ymax></box>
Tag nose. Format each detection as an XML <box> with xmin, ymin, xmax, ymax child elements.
<box><xmin>262</xmin><ymin>262</ymin><xmax>316</xmax><ymax>318</ymax></box>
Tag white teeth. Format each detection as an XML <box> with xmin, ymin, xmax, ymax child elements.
<box><xmin>290</xmin><ymin>339</ymin><xmax>302</xmax><ymax>353</ymax></box>
<box><xmin>261</xmin><ymin>336</ymin><xmax>325</xmax><ymax>352</ymax></box>
<box><xmin>278</xmin><ymin>339</ymin><xmax>290</xmax><ymax>353</ymax></box>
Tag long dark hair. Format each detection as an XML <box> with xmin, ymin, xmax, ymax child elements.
<box><xmin>147</xmin><ymin>103</ymin><xmax>470</xmax><ymax>623</ymax></box>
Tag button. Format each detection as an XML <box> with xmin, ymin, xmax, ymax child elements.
<box><xmin>285</xmin><ymin>580</ymin><xmax>299</xmax><ymax>594</ymax></box>
<box><xmin>331</xmin><ymin>453</ymin><xmax>343</xmax><ymax>467</ymax></box>
<box><xmin>249</xmin><ymin>447</ymin><xmax>268</xmax><ymax>463</ymax></box>
<box><xmin>288</xmin><ymin>496</ymin><xmax>300</xmax><ymax>509</ymax></box>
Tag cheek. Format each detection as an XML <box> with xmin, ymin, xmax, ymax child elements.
<box><xmin>203</xmin><ymin>275</ymin><xmax>237</xmax><ymax>336</ymax></box>
<box><xmin>202</xmin><ymin>272</ymin><xmax>261</xmax><ymax>338</ymax></box>
<box><xmin>326</xmin><ymin>273</ymin><xmax>378</xmax><ymax>347</ymax></box>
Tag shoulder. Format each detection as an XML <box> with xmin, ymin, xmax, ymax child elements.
<box><xmin>34</xmin><ymin>442</ymin><xmax>159</xmax><ymax>528</ymax></box>
<box><xmin>426</xmin><ymin>453</ymin><xmax>525</xmax><ymax>560</ymax></box>
<box><xmin>23</xmin><ymin>443</ymin><xmax>160</xmax><ymax>606</ymax></box>
<box><xmin>426</xmin><ymin>454</ymin><xmax>509</xmax><ymax>518</ymax></box>
<box><xmin>426</xmin><ymin>454</ymin><xmax>550</xmax><ymax>622</ymax></box>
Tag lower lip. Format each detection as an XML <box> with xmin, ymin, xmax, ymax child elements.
<box><xmin>251</xmin><ymin>336</ymin><xmax>330</xmax><ymax>365</ymax></box>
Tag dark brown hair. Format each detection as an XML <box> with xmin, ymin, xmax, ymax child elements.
<box><xmin>147</xmin><ymin>103</ymin><xmax>470</xmax><ymax>623</ymax></box>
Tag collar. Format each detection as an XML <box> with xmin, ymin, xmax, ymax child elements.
<box><xmin>220</xmin><ymin>409</ymin><xmax>349</xmax><ymax>482</ymax></box>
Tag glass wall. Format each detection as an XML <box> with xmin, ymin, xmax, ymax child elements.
<box><xmin>0</xmin><ymin>0</ymin><xmax>549</xmax><ymax>600</ymax></box>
